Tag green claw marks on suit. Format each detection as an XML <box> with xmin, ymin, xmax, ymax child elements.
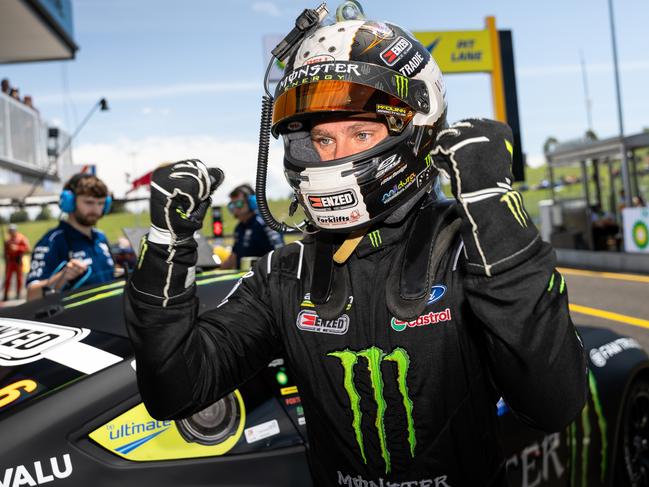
<box><xmin>567</xmin><ymin>371</ymin><xmax>608</xmax><ymax>486</ymax></box>
<box><xmin>328</xmin><ymin>347</ymin><xmax>415</xmax><ymax>474</ymax></box>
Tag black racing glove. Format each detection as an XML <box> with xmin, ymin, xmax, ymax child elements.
<box><xmin>431</xmin><ymin>119</ymin><xmax>540</xmax><ymax>276</ymax></box>
<box><xmin>129</xmin><ymin>159</ymin><xmax>224</xmax><ymax>306</ymax></box>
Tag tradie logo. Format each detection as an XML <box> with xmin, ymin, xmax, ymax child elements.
<box><xmin>368</xmin><ymin>230</ymin><xmax>382</xmax><ymax>248</ymax></box>
<box><xmin>500</xmin><ymin>191</ymin><xmax>528</xmax><ymax>227</ymax></box>
<box><xmin>394</xmin><ymin>75</ymin><xmax>409</xmax><ymax>98</ymax></box>
<box><xmin>327</xmin><ymin>346</ymin><xmax>415</xmax><ymax>474</ymax></box>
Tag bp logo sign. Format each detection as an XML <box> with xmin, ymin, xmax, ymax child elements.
<box><xmin>633</xmin><ymin>220</ymin><xmax>648</xmax><ymax>249</ymax></box>
<box><xmin>327</xmin><ymin>346</ymin><xmax>415</xmax><ymax>474</ymax></box>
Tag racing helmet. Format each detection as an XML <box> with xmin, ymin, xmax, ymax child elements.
<box><xmin>272</xmin><ymin>19</ymin><xmax>447</xmax><ymax>232</ymax></box>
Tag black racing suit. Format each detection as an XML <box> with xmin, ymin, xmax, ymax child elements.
<box><xmin>125</xmin><ymin>199</ymin><xmax>588</xmax><ymax>487</ymax></box>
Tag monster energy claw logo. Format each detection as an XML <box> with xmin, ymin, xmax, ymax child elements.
<box><xmin>394</xmin><ymin>75</ymin><xmax>409</xmax><ymax>99</ymax></box>
<box><xmin>368</xmin><ymin>230</ymin><xmax>382</xmax><ymax>248</ymax></box>
<box><xmin>500</xmin><ymin>190</ymin><xmax>528</xmax><ymax>227</ymax></box>
<box><xmin>328</xmin><ymin>346</ymin><xmax>415</xmax><ymax>474</ymax></box>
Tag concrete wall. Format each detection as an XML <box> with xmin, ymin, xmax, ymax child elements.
<box><xmin>556</xmin><ymin>248</ymin><xmax>649</xmax><ymax>274</ymax></box>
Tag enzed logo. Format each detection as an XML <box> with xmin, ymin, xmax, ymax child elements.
<box><xmin>499</xmin><ymin>190</ymin><xmax>529</xmax><ymax>227</ymax></box>
<box><xmin>327</xmin><ymin>346</ymin><xmax>415</xmax><ymax>474</ymax></box>
<box><xmin>308</xmin><ymin>191</ymin><xmax>356</xmax><ymax>211</ymax></box>
<box><xmin>297</xmin><ymin>311</ymin><xmax>349</xmax><ymax>335</ymax></box>
<box><xmin>380</xmin><ymin>36</ymin><xmax>412</xmax><ymax>66</ymax></box>
<box><xmin>394</xmin><ymin>75</ymin><xmax>409</xmax><ymax>98</ymax></box>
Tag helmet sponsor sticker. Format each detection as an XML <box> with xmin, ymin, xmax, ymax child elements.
<box><xmin>308</xmin><ymin>191</ymin><xmax>357</xmax><ymax>211</ymax></box>
<box><xmin>381</xmin><ymin>36</ymin><xmax>413</xmax><ymax>66</ymax></box>
<box><xmin>399</xmin><ymin>51</ymin><xmax>425</xmax><ymax>76</ymax></box>
<box><xmin>391</xmin><ymin>308</ymin><xmax>452</xmax><ymax>332</ymax></box>
<box><xmin>304</xmin><ymin>54</ymin><xmax>335</xmax><ymax>65</ymax></box>
<box><xmin>316</xmin><ymin>214</ymin><xmax>351</xmax><ymax>226</ymax></box>
<box><xmin>297</xmin><ymin>310</ymin><xmax>350</xmax><ymax>335</ymax></box>
<box><xmin>381</xmin><ymin>173</ymin><xmax>416</xmax><ymax>204</ymax></box>
<box><xmin>375</xmin><ymin>154</ymin><xmax>403</xmax><ymax>179</ymax></box>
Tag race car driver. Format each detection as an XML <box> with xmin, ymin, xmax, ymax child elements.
<box><xmin>125</xmin><ymin>17</ymin><xmax>588</xmax><ymax>487</ymax></box>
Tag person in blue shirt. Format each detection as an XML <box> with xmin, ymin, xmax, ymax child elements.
<box><xmin>26</xmin><ymin>173</ymin><xmax>115</xmax><ymax>300</ymax></box>
<box><xmin>220</xmin><ymin>184</ymin><xmax>284</xmax><ymax>269</ymax></box>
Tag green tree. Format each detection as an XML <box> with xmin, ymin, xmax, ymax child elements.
<box><xmin>35</xmin><ymin>204</ymin><xmax>52</xmax><ymax>221</ymax></box>
<box><xmin>9</xmin><ymin>209</ymin><xmax>29</xmax><ymax>223</ymax></box>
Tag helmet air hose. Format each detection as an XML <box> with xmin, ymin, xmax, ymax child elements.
<box><xmin>255</xmin><ymin>3</ymin><xmax>329</xmax><ymax>234</ymax></box>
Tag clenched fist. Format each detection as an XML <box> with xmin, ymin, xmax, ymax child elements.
<box><xmin>148</xmin><ymin>159</ymin><xmax>224</xmax><ymax>245</ymax></box>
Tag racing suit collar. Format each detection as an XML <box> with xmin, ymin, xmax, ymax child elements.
<box><xmin>354</xmin><ymin>199</ymin><xmax>423</xmax><ymax>259</ymax></box>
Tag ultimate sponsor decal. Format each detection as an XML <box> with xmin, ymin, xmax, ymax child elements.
<box><xmin>391</xmin><ymin>308</ymin><xmax>452</xmax><ymax>332</ymax></box>
<box><xmin>380</xmin><ymin>36</ymin><xmax>413</xmax><ymax>66</ymax></box>
<box><xmin>278</xmin><ymin>62</ymin><xmax>361</xmax><ymax>92</ymax></box>
<box><xmin>399</xmin><ymin>51</ymin><xmax>425</xmax><ymax>76</ymax></box>
<box><xmin>337</xmin><ymin>471</ymin><xmax>451</xmax><ymax>487</ymax></box>
<box><xmin>308</xmin><ymin>191</ymin><xmax>357</xmax><ymax>211</ymax></box>
<box><xmin>394</xmin><ymin>75</ymin><xmax>409</xmax><ymax>99</ymax></box>
<box><xmin>328</xmin><ymin>346</ymin><xmax>415</xmax><ymax>474</ymax></box>
<box><xmin>297</xmin><ymin>310</ymin><xmax>350</xmax><ymax>335</ymax></box>
<box><xmin>427</xmin><ymin>284</ymin><xmax>447</xmax><ymax>305</ymax></box>
<box><xmin>500</xmin><ymin>190</ymin><xmax>529</xmax><ymax>227</ymax></box>
<box><xmin>1</xmin><ymin>454</ymin><xmax>73</xmax><ymax>486</ymax></box>
<box><xmin>0</xmin><ymin>319</ymin><xmax>88</xmax><ymax>366</ymax></box>
<box><xmin>382</xmin><ymin>173</ymin><xmax>416</xmax><ymax>204</ymax></box>
<box><xmin>90</xmin><ymin>396</ymin><xmax>246</xmax><ymax>460</ymax></box>
<box><xmin>589</xmin><ymin>337</ymin><xmax>641</xmax><ymax>367</ymax></box>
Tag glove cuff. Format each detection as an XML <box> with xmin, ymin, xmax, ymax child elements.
<box><xmin>458</xmin><ymin>193</ymin><xmax>541</xmax><ymax>276</ymax></box>
<box><xmin>129</xmin><ymin>238</ymin><xmax>197</xmax><ymax>307</ymax></box>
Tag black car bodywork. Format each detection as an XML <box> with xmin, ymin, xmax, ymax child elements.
<box><xmin>0</xmin><ymin>270</ymin><xmax>647</xmax><ymax>486</ymax></box>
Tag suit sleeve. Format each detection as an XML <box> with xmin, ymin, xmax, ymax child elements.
<box><xmin>124</xmin><ymin>253</ymin><xmax>283</xmax><ymax>419</ymax></box>
<box><xmin>462</xmin><ymin>241</ymin><xmax>588</xmax><ymax>432</ymax></box>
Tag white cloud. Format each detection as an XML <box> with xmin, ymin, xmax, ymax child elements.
<box><xmin>252</xmin><ymin>1</ymin><xmax>281</xmax><ymax>17</ymax></box>
<box><xmin>526</xmin><ymin>153</ymin><xmax>546</xmax><ymax>168</ymax></box>
<box><xmin>517</xmin><ymin>60</ymin><xmax>649</xmax><ymax>78</ymax></box>
<box><xmin>73</xmin><ymin>135</ymin><xmax>291</xmax><ymax>204</ymax></box>
<box><xmin>36</xmin><ymin>81</ymin><xmax>258</xmax><ymax>105</ymax></box>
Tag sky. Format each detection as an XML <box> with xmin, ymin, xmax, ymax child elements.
<box><xmin>2</xmin><ymin>0</ymin><xmax>649</xmax><ymax>203</ymax></box>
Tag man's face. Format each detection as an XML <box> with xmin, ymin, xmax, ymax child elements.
<box><xmin>310</xmin><ymin>118</ymin><xmax>388</xmax><ymax>161</ymax></box>
<box><xmin>228</xmin><ymin>195</ymin><xmax>250</xmax><ymax>222</ymax></box>
<box><xmin>73</xmin><ymin>195</ymin><xmax>105</xmax><ymax>226</ymax></box>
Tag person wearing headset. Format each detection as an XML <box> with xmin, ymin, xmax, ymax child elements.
<box><xmin>26</xmin><ymin>173</ymin><xmax>115</xmax><ymax>300</ymax></box>
<box><xmin>220</xmin><ymin>184</ymin><xmax>284</xmax><ymax>269</ymax></box>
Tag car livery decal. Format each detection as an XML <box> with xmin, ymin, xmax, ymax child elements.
<box><xmin>0</xmin><ymin>318</ymin><xmax>121</xmax><ymax>374</ymax></box>
<box><xmin>89</xmin><ymin>392</ymin><xmax>246</xmax><ymax>461</ymax></box>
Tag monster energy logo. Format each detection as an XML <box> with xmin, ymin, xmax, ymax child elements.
<box><xmin>547</xmin><ymin>271</ymin><xmax>566</xmax><ymax>294</ymax></box>
<box><xmin>394</xmin><ymin>75</ymin><xmax>409</xmax><ymax>99</ymax></box>
<box><xmin>368</xmin><ymin>230</ymin><xmax>382</xmax><ymax>248</ymax></box>
<box><xmin>567</xmin><ymin>371</ymin><xmax>608</xmax><ymax>486</ymax></box>
<box><xmin>425</xmin><ymin>153</ymin><xmax>433</xmax><ymax>168</ymax></box>
<box><xmin>499</xmin><ymin>191</ymin><xmax>528</xmax><ymax>227</ymax></box>
<box><xmin>327</xmin><ymin>346</ymin><xmax>415</xmax><ymax>474</ymax></box>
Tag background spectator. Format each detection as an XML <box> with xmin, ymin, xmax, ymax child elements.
<box><xmin>3</xmin><ymin>224</ymin><xmax>30</xmax><ymax>301</ymax></box>
<box><xmin>219</xmin><ymin>183</ymin><xmax>283</xmax><ymax>269</ymax></box>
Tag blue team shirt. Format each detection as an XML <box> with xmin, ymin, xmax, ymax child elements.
<box><xmin>232</xmin><ymin>215</ymin><xmax>284</xmax><ymax>267</ymax></box>
<box><xmin>27</xmin><ymin>221</ymin><xmax>115</xmax><ymax>290</ymax></box>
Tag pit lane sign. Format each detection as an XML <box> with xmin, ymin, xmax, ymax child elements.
<box><xmin>413</xmin><ymin>30</ymin><xmax>493</xmax><ymax>73</ymax></box>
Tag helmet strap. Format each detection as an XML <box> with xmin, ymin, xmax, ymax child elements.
<box><xmin>333</xmin><ymin>229</ymin><xmax>367</xmax><ymax>264</ymax></box>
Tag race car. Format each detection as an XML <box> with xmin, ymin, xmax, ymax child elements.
<box><xmin>0</xmin><ymin>269</ymin><xmax>647</xmax><ymax>487</ymax></box>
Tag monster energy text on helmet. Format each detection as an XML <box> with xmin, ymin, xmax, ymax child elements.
<box><xmin>272</xmin><ymin>19</ymin><xmax>447</xmax><ymax>232</ymax></box>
